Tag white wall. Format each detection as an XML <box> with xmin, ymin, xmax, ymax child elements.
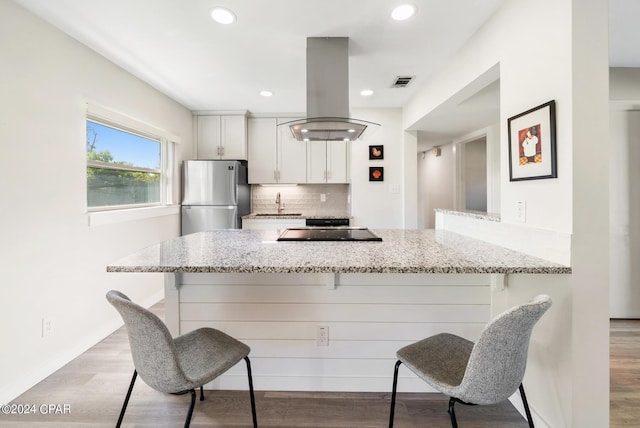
<box><xmin>404</xmin><ymin>0</ymin><xmax>609</xmax><ymax>426</ymax></box>
<box><xmin>350</xmin><ymin>108</ymin><xmax>405</xmax><ymax>228</ymax></box>
<box><xmin>417</xmin><ymin>143</ymin><xmax>454</xmax><ymax>229</ymax></box>
<box><xmin>404</xmin><ymin>1</ymin><xmax>574</xmax><ymax>232</ymax></box>
<box><xmin>417</xmin><ymin>124</ymin><xmax>500</xmax><ymax>229</ymax></box>
<box><xmin>0</xmin><ymin>0</ymin><xmax>193</xmax><ymax>403</ymax></box>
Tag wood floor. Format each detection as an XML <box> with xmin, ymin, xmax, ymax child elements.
<box><xmin>1</xmin><ymin>302</ymin><xmax>636</xmax><ymax>427</ymax></box>
<box><xmin>610</xmin><ymin>319</ymin><xmax>640</xmax><ymax>428</ymax></box>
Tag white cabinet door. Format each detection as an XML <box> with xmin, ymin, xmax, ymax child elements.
<box><xmin>196</xmin><ymin>115</ymin><xmax>221</xmax><ymax>159</ymax></box>
<box><xmin>248</xmin><ymin>117</ymin><xmax>277</xmax><ymax>184</ymax></box>
<box><xmin>277</xmin><ymin>118</ymin><xmax>307</xmax><ymax>184</ymax></box>
<box><xmin>306</xmin><ymin>141</ymin><xmax>327</xmax><ymax>183</ymax></box>
<box><xmin>306</xmin><ymin>140</ymin><xmax>349</xmax><ymax>183</ymax></box>
<box><xmin>326</xmin><ymin>140</ymin><xmax>348</xmax><ymax>183</ymax></box>
<box><xmin>196</xmin><ymin>115</ymin><xmax>247</xmax><ymax>160</ymax></box>
<box><xmin>220</xmin><ymin>115</ymin><xmax>247</xmax><ymax>159</ymax></box>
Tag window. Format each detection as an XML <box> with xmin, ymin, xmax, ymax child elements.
<box><xmin>86</xmin><ymin>105</ymin><xmax>176</xmax><ymax>211</ymax></box>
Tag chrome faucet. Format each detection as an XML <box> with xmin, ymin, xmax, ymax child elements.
<box><xmin>275</xmin><ymin>192</ymin><xmax>283</xmax><ymax>213</ymax></box>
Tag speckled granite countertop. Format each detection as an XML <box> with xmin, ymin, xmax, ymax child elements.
<box><xmin>107</xmin><ymin>229</ymin><xmax>571</xmax><ymax>274</ymax></box>
<box><xmin>242</xmin><ymin>213</ymin><xmax>351</xmax><ymax>219</ymax></box>
<box><xmin>434</xmin><ymin>209</ymin><xmax>501</xmax><ymax>222</ymax></box>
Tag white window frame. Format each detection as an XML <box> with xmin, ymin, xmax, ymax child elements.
<box><xmin>85</xmin><ymin>103</ymin><xmax>179</xmax><ymax>226</ymax></box>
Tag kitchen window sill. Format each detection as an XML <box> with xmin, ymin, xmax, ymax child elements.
<box><xmin>87</xmin><ymin>205</ymin><xmax>179</xmax><ymax>227</ymax></box>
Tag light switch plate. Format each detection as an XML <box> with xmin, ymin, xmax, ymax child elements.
<box><xmin>515</xmin><ymin>201</ymin><xmax>526</xmax><ymax>223</ymax></box>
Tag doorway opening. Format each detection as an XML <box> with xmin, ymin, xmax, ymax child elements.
<box><xmin>461</xmin><ymin>137</ymin><xmax>487</xmax><ymax>212</ymax></box>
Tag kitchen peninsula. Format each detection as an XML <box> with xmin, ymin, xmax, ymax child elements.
<box><xmin>107</xmin><ymin>228</ymin><xmax>570</xmax><ymax>392</ymax></box>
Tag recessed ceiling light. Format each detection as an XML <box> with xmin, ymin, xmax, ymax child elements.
<box><xmin>360</xmin><ymin>89</ymin><xmax>374</xmax><ymax>96</ymax></box>
<box><xmin>347</xmin><ymin>129</ymin><xmax>356</xmax><ymax>133</ymax></box>
<box><xmin>301</xmin><ymin>129</ymin><xmax>309</xmax><ymax>133</ymax></box>
<box><xmin>211</xmin><ymin>7</ymin><xmax>236</xmax><ymax>24</ymax></box>
<box><xmin>260</xmin><ymin>90</ymin><xmax>273</xmax><ymax>97</ymax></box>
<box><xmin>391</xmin><ymin>4</ymin><xmax>417</xmax><ymax>21</ymax></box>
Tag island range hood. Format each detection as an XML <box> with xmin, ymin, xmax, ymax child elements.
<box><xmin>282</xmin><ymin>37</ymin><xmax>379</xmax><ymax>142</ymax></box>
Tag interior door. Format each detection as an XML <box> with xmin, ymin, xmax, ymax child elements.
<box><xmin>462</xmin><ymin>137</ymin><xmax>487</xmax><ymax>212</ymax></box>
<box><xmin>610</xmin><ymin>110</ymin><xmax>640</xmax><ymax>318</ymax></box>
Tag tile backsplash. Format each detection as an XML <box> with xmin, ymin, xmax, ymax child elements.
<box><xmin>251</xmin><ymin>184</ymin><xmax>350</xmax><ymax>216</ymax></box>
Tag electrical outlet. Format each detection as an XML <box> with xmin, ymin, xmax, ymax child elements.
<box><xmin>320</xmin><ymin>193</ymin><xmax>327</xmax><ymax>202</ymax></box>
<box><xmin>316</xmin><ymin>326</ymin><xmax>329</xmax><ymax>346</ymax></box>
<box><xmin>42</xmin><ymin>316</ymin><xmax>53</xmax><ymax>337</ymax></box>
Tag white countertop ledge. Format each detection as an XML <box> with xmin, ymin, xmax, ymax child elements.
<box><xmin>107</xmin><ymin>229</ymin><xmax>571</xmax><ymax>274</ymax></box>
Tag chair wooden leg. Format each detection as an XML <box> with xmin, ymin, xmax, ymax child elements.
<box><xmin>388</xmin><ymin>360</ymin><xmax>402</xmax><ymax>428</ymax></box>
<box><xmin>448</xmin><ymin>397</ymin><xmax>458</xmax><ymax>428</ymax></box>
<box><xmin>116</xmin><ymin>370</ymin><xmax>137</xmax><ymax>428</ymax></box>
<box><xmin>184</xmin><ymin>389</ymin><xmax>196</xmax><ymax>428</ymax></box>
<box><xmin>519</xmin><ymin>384</ymin><xmax>535</xmax><ymax>428</ymax></box>
<box><xmin>244</xmin><ymin>356</ymin><xmax>258</xmax><ymax>428</ymax></box>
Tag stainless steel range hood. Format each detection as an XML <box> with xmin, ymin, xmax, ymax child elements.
<box><xmin>282</xmin><ymin>37</ymin><xmax>379</xmax><ymax>142</ymax></box>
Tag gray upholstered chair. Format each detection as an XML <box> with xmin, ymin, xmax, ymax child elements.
<box><xmin>388</xmin><ymin>294</ymin><xmax>552</xmax><ymax>428</ymax></box>
<box><xmin>106</xmin><ymin>290</ymin><xmax>257</xmax><ymax>428</ymax></box>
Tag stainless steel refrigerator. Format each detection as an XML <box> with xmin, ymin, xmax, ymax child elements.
<box><xmin>181</xmin><ymin>160</ymin><xmax>250</xmax><ymax>234</ymax></box>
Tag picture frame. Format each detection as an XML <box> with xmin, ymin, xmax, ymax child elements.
<box><xmin>507</xmin><ymin>100</ymin><xmax>557</xmax><ymax>181</ymax></box>
<box><xmin>369</xmin><ymin>166</ymin><xmax>384</xmax><ymax>182</ymax></box>
<box><xmin>369</xmin><ymin>145</ymin><xmax>384</xmax><ymax>160</ymax></box>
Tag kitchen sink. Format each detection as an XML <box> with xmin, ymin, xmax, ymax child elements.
<box><xmin>255</xmin><ymin>213</ymin><xmax>302</xmax><ymax>216</ymax></box>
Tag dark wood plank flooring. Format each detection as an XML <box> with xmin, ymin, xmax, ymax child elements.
<box><xmin>610</xmin><ymin>319</ymin><xmax>640</xmax><ymax>428</ymax></box>
<box><xmin>1</xmin><ymin>301</ymin><xmax>634</xmax><ymax>427</ymax></box>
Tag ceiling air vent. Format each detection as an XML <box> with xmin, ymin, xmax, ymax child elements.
<box><xmin>392</xmin><ymin>76</ymin><xmax>414</xmax><ymax>88</ymax></box>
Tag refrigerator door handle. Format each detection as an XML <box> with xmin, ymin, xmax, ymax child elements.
<box><xmin>229</xmin><ymin>167</ymin><xmax>239</xmax><ymax>205</ymax></box>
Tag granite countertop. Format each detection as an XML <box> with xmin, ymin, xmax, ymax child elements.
<box><xmin>107</xmin><ymin>229</ymin><xmax>571</xmax><ymax>274</ymax></box>
<box><xmin>434</xmin><ymin>209</ymin><xmax>501</xmax><ymax>222</ymax></box>
<box><xmin>242</xmin><ymin>213</ymin><xmax>351</xmax><ymax>220</ymax></box>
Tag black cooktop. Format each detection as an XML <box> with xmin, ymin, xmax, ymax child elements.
<box><xmin>277</xmin><ymin>227</ymin><xmax>382</xmax><ymax>242</ymax></box>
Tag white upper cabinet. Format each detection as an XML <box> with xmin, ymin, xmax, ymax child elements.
<box><xmin>247</xmin><ymin>117</ymin><xmax>306</xmax><ymax>184</ymax></box>
<box><xmin>196</xmin><ymin>114</ymin><xmax>247</xmax><ymax>160</ymax></box>
<box><xmin>247</xmin><ymin>117</ymin><xmax>278</xmax><ymax>183</ymax></box>
<box><xmin>307</xmin><ymin>140</ymin><xmax>348</xmax><ymax>183</ymax></box>
<box><xmin>277</xmin><ymin>118</ymin><xmax>307</xmax><ymax>184</ymax></box>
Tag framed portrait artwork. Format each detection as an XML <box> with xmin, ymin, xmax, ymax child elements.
<box><xmin>507</xmin><ymin>100</ymin><xmax>557</xmax><ymax>181</ymax></box>
<box><xmin>369</xmin><ymin>145</ymin><xmax>383</xmax><ymax>160</ymax></box>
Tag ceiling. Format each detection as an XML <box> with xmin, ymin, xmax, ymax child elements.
<box><xmin>11</xmin><ymin>0</ymin><xmax>639</xmax><ymax>144</ymax></box>
<box><xmin>11</xmin><ymin>0</ymin><xmax>506</xmax><ymax>114</ymax></box>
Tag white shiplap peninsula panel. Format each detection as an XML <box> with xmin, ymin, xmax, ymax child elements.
<box><xmin>110</xmin><ymin>229</ymin><xmax>569</xmax><ymax>393</ymax></box>
<box><xmin>172</xmin><ymin>272</ymin><xmax>490</xmax><ymax>392</ymax></box>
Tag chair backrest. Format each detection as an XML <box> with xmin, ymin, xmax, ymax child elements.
<box><xmin>106</xmin><ymin>290</ymin><xmax>190</xmax><ymax>393</ymax></box>
<box><xmin>456</xmin><ymin>294</ymin><xmax>552</xmax><ymax>405</ymax></box>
